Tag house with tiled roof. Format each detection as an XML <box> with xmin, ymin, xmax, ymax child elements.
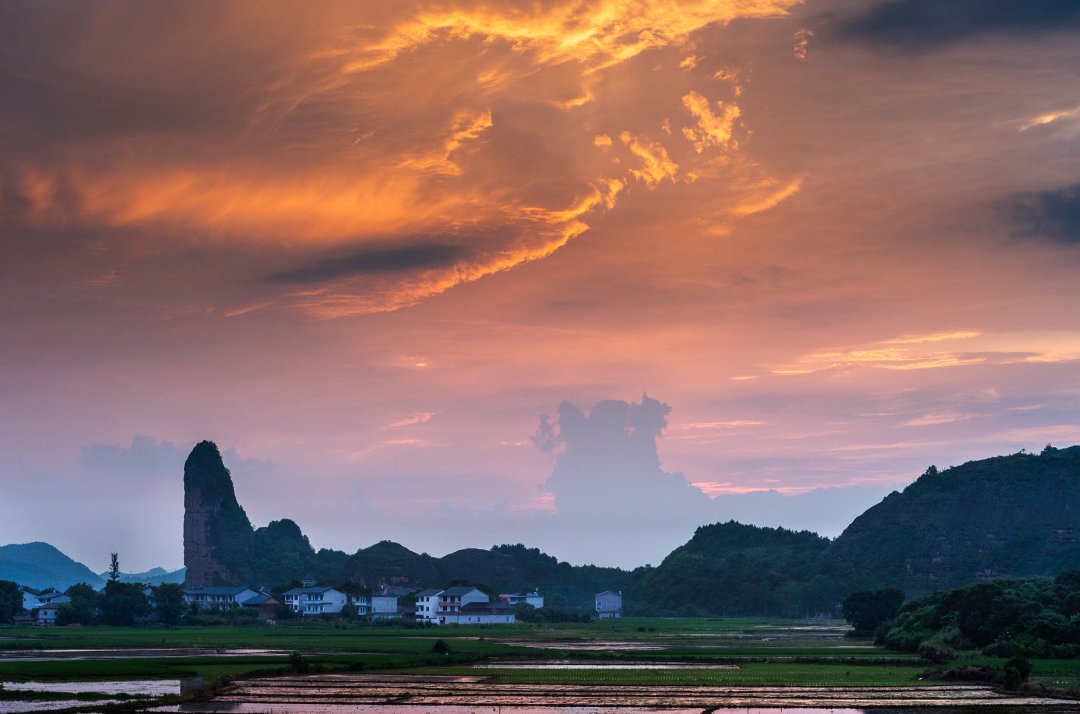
<box><xmin>184</xmin><ymin>586</ymin><xmax>260</xmax><ymax>610</ymax></box>
<box><xmin>280</xmin><ymin>585</ymin><xmax>349</xmax><ymax>616</ymax></box>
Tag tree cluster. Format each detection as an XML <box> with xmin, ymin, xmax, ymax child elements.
<box><xmin>882</xmin><ymin>571</ymin><xmax>1080</xmax><ymax>658</ymax></box>
<box><xmin>842</xmin><ymin>588</ymin><xmax>904</xmax><ymax>636</ymax></box>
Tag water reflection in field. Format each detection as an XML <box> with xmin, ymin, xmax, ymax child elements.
<box><xmin>2</xmin><ymin>679</ymin><xmax>181</xmax><ymax>695</ymax></box>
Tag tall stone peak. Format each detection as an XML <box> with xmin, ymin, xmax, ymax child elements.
<box><xmin>183</xmin><ymin>440</ymin><xmax>254</xmax><ymax>588</ymax></box>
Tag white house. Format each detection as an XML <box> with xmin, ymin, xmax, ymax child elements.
<box><xmin>371</xmin><ymin>595</ymin><xmax>400</xmax><ymax>619</ymax></box>
<box><xmin>281</xmin><ymin>586</ymin><xmax>349</xmax><ymax>616</ymax></box>
<box><xmin>349</xmin><ymin>593</ymin><xmax>371</xmax><ymax>616</ymax></box>
<box><xmin>415</xmin><ymin>588</ymin><xmax>443</xmax><ymax>623</ymax></box>
<box><xmin>36</xmin><ymin>592</ymin><xmax>71</xmax><ymax>606</ymax></box>
<box><xmin>417</xmin><ymin>587</ymin><xmax>497</xmax><ymax>625</ymax></box>
<box><xmin>184</xmin><ymin>586</ymin><xmax>260</xmax><ymax>610</ymax></box>
<box><xmin>35</xmin><ymin>602</ymin><xmax>62</xmax><ymax>625</ymax></box>
<box><xmin>499</xmin><ymin>591</ymin><xmax>544</xmax><ymax>609</ymax></box>
<box><xmin>595</xmin><ymin>590</ymin><xmax>622</xmax><ymax>619</ymax></box>
<box><xmin>21</xmin><ymin>589</ymin><xmax>39</xmax><ymax>611</ymax></box>
<box><xmin>441</xmin><ymin>602</ymin><xmax>517</xmax><ymax>625</ymax></box>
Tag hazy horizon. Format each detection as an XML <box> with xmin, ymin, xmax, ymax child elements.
<box><xmin>3</xmin><ymin>0</ymin><xmax>1079</xmax><ymax>573</ymax></box>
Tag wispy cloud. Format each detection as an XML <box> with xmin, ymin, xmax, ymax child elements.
<box><xmin>1019</xmin><ymin>106</ymin><xmax>1080</xmax><ymax>132</ymax></box>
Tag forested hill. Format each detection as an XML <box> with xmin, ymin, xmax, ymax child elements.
<box><xmin>822</xmin><ymin>445</ymin><xmax>1080</xmax><ymax>596</ymax></box>
<box><xmin>627</xmin><ymin>446</ymin><xmax>1080</xmax><ymax>616</ymax></box>
<box><xmin>629</xmin><ymin>521</ymin><xmax>836</xmax><ymax>616</ymax></box>
<box><xmin>254</xmin><ymin>522</ymin><xmax>632</xmax><ymax>610</ymax></box>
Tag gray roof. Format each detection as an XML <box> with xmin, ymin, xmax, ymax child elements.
<box><xmin>242</xmin><ymin>594</ymin><xmax>279</xmax><ymax>606</ymax></box>
<box><xmin>185</xmin><ymin>586</ymin><xmax>256</xmax><ymax>596</ymax></box>
<box><xmin>416</xmin><ymin>588</ymin><xmax>443</xmax><ymax>597</ymax></box>
<box><xmin>282</xmin><ymin>586</ymin><xmax>337</xmax><ymax>597</ymax></box>
<box><xmin>442</xmin><ymin>586</ymin><xmax>483</xmax><ymax>597</ymax></box>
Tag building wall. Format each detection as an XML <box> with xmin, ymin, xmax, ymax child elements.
<box><xmin>595</xmin><ymin>591</ymin><xmax>622</xmax><ymax>617</ymax></box>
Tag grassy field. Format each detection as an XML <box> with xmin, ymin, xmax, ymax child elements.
<box><xmin>0</xmin><ymin>617</ymin><xmax>936</xmax><ymax>686</ymax></box>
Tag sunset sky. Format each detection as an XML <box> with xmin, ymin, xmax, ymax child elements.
<box><xmin>3</xmin><ymin>0</ymin><xmax>1080</xmax><ymax>573</ymax></box>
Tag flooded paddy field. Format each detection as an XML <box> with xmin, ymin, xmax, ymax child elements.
<box><xmin>0</xmin><ymin>678</ymin><xmax>200</xmax><ymax>713</ymax></box>
<box><xmin>0</xmin><ymin>648</ymin><xmax>290</xmax><ymax>662</ymax></box>
<box><xmin>147</xmin><ymin>673</ymin><xmax>1079</xmax><ymax>712</ymax></box>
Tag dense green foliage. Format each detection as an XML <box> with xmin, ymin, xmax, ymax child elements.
<box><xmin>883</xmin><ymin>571</ymin><xmax>1080</xmax><ymax>658</ymax></box>
<box><xmin>0</xmin><ymin>580</ymin><xmax>22</xmax><ymax>622</ymax></box>
<box><xmin>100</xmin><ymin>580</ymin><xmax>151</xmax><ymax>625</ymax></box>
<box><xmin>154</xmin><ymin>583</ymin><xmax>186</xmax><ymax>625</ymax></box>
<box><xmin>629</xmin><ymin>521</ymin><xmax>839</xmax><ymax>616</ymax></box>
<box><xmin>842</xmin><ymin>588</ymin><xmax>904</xmax><ymax>635</ymax></box>
<box><xmin>55</xmin><ymin>583</ymin><xmax>102</xmax><ymax>625</ymax></box>
<box><xmin>251</xmin><ymin>519</ymin><xmax>316</xmax><ymax>585</ymax></box>
<box><xmin>824</xmin><ymin>445</ymin><xmax>1080</xmax><ymax>596</ymax></box>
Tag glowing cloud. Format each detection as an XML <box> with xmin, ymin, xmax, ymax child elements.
<box><xmin>1</xmin><ymin>0</ymin><xmax>808</xmax><ymax>318</ymax></box>
<box><xmin>620</xmin><ymin>132</ymin><xmax>680</xmax><ymax>186</ymax></box>
<box><xmin>681</xmin><ymin>91</ymin><xmax>741</xmax><ymax>153</ymax></box>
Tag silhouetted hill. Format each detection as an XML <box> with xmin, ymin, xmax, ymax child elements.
<box><xmin>823</xmin><ymin>445</ymin><xmax>1080</xmax><ymax>596</ymax></box>
<box><xmin>183</xmin><ymin>441</ymin><xmax>255</xmax><ymax>587</ymax></box>
<box><xmin>629</xmin><ymin>521</ymin><xmax>836</xmax><ymax>616</ymax></box>
<box><xmin>0</xmin><ymin>542</ymin><xmax>105</xmax><ymax>590</ymax></box>
<box><xmin>179</xmin><ymin>440</ymin><xmax>1080</xmax><ymax>613</ymax></box>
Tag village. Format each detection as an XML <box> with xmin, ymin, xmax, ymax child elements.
<box><xmin>13</xmin><ymin>579</ymin><xmax>624</xmax><ymax>626</ymax></box>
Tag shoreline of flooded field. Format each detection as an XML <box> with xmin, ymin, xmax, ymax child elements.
<box><xmin>144</xmin><ymin>673</ymin><xmax>1079</xmax><ymax>711</ymax></box>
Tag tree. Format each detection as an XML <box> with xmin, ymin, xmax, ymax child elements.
<box><xmin>0</xmin><ymin>581</ymin><xmax>22</xmax><ymax>623</ymax></box>
<box><xmin>843</xmin><ymin>588</ymin><xmax>905</xmax><ymax>634</ymax></box>
<box><xmin>100</xmin><ymin>581</ymin><xmax>150</xmax><ymax>625</ymax></box>
<box><xmin>340</xmin><ymin>602</ymin><xmax>358</xmax><ymax>618</ymax></box>
<box><xmin>57</xmin><ymin>583</ymin><xmax>102</xmax><ymax>625</ymax></box>
<box><xmin>109</xmin><ymin>553</ymin><xmax>120</xmax><ymax>582</ymax></box>
<box><xmin>152</xmin><ymin>583</ymin><xmax>186</xmax><ymax>625</ymax></box>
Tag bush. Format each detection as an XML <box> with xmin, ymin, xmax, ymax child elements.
<box><xmin>918</xmin><ymin>640</ymin><xmax>958</xmax><ymax>664</ymax></box>
<box><xmin>288</xmin><ymin>652</ymin><xmax>309</xmax><ymax>673</ymax></box>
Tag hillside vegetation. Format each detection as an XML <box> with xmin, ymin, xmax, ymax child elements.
<box><xmin>883</xmin><ymin>571</ymin><xmax>1080</xmax><ymax>659</ymax></box>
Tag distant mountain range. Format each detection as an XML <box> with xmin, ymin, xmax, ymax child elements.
<box><xmin>96</xmin><ymin>567</ymin><xmax>186</xmax><ymax>587</ymax></box>
<box><xmin>0</xmin><ymin>542</ymin><xmax>105</xmax><ymax>591</ymax></box>
<box><xmin>0</xmin><ymin>542</ymin><xmax>183</xmax><ymax>592</ymax></box>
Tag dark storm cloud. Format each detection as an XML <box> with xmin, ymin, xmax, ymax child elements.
<box><xmin>1006</xmin><ymin>183</ymin><xmax>1080</xmax><ymax>245</ymax></box>
<box><xmin>264</xmin><ymin>242</ymin><xmax>475</xmax><ymax>284</ymax></box>
<box><xmin>836</xmin><ymin>0</ymin><xmax>1080</xmax><ymax>51</ymax></box>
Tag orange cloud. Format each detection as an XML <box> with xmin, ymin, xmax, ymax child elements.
<box><xmin>681</xmin><ymin>90</ymin><xmax>741</xmax><ymax>153</ymax></box>
<box><xmin>620</xmin><ymin>132</ymin><xmax>680</xmax><ymax>186</ymax></box>
<box><xmin>4</xmin><ymin>0</ymin><xmax>806</xmax><ymax>318</ymax></box>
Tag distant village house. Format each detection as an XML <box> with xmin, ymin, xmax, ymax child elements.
<box><xmin>595</xmin><ymin>590</ymin><xmax>622</xmax><ymax>619</ymax></box>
